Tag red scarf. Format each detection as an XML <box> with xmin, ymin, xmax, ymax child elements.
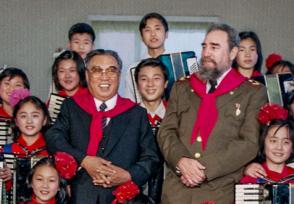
<box><xmin>26</xmin><ymin>194</ymin><xmax>56</xmax><ymax>204</ymax></box>
<box><xmin>0</xmin><ymin>105</ymin><xmax>12</xmax><ymax>118</ymax></box>
<box><xmin>147</xmin><ymin>114</ymin><xmax>162</xmax><ymax>127</ymax></box>
<box><xmin>236</xmin><ymin>69</ymin><xmax>261</xmax><ymax>79</ymax></box>
<box><xmin>12</xmin><ymin>133</ymin><xmax>48</xmax><ymax>157</ymax></box>
<box><xmin>141</xmin><ymin>100</ymin><xmax>167</xmax><ymax>126</ymax></box>
<box><xmin>251</xmin><ymin>70</ymin><xmax>262</xmax><ymax>78</ymax></box>
<box><xmin>58</xmin><ymin>86</ymin><xmax>87</xmax><ymax>97</ymax></box>
<box><xmin>189</xmin><ymin>69</ymin><xmax>246</xmax><ymax>150</ymax></box>
<box><xmin>73</xmin><ymin>90</ymin><xmax>136</xmax><ymax>156</ymax></box>
<box><xmin>263</xmin><ymin>162</ymin><xmax>294</xmax><ymax>183</ymax></box>
<box><xmin>240</xmin><ymin>162</ymin><xmax>294</xmax><ymax>184</ymax></box>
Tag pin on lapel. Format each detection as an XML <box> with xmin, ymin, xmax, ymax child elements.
<box><xmin>235</xmin><ymin>103</ymin><xmax>241</xmax><ymax>116</ymax></box>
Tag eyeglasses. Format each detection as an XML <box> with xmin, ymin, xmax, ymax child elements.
<box><xmin>87</xmin><ymin>66</ymin><xmax>120</xmax><ymax>77</ymax></box>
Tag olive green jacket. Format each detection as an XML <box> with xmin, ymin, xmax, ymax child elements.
<box><xmin>158</xmin><ymin>78</ymin><xmax>267</xmax><ymax>204</ymax></box>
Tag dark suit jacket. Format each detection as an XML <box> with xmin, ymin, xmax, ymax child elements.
<box><xmin>45</xmin><ymin>97</ymin><xmax>160</xmax><ymax>204</ymax></box>
<box><xmin>158</xmin><ymin>79</ymin><xmax>267</xmax><ymax>204</ymax></box>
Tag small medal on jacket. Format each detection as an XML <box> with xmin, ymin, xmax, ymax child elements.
<box><xmin>235</xmin><ymin>103</ymin><xmax>241</xmax><ymax>116</ymax></box>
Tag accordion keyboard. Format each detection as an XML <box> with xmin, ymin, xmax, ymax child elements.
<box><xmin>48</xmin><ymin>93</ymin><xmax>66</xmax><ymax>124</ymax></box>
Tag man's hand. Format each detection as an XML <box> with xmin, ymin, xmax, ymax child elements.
<box><xmin>0</xmin><ymin>165</ymin><xmax>12</xmax><ymax>182</ymax></box>
<box><xmin>244</xmin><ymin>163</ymin><xmax>266</xmax><ymax>178</ymax></box>
<box><xmin>93</xmin><ymin>164</ymin><xmax>131</xmax><ymax>188</ymax></box>
<box><xmin>81</xmin><ymin>156</ymin><xmax>113</xmax><ymax>182</ymax></box>
<box><xmin>177</xmin><ymin>157</ymin><xmax>206</xmax><ymax>187</ymax></box>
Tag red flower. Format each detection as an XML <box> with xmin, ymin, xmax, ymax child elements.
<box><xmin>8</xmin><ymin>88</ymin><xmax>30</xmax><ymax>107</ymax></box>
<box><xmin>54</xmin><ymin>152</ymin><xmax>78</xmax><ymax>180</ymax></box>
<box><xmin>266</xmin><ymin>53</ymin><xmax>283</xmax><ymax>70</ymax></box>
<box><xmin>258</xmin><ymin>103</ymin><xmax>288</xmax><ymax>125</ymax></box>
<box><xmin>111</xmin><ymin>181</ymin><xmax>140</xmax><ymax>204</ymax></box>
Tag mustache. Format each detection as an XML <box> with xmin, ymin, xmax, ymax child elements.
<box><xmin>198</xmin><ymin>65</ymin><xmax>221</xmax><ymax>81</ymax></box>
<box><xmin>201</xmin><ymin>57</ymin><xmax>217</xmax><ymax>66</ymax></box>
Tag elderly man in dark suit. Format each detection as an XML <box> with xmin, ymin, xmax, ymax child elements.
<box><xmin>45</xmin><ymin>49</ymin><xmax>159</xmax><ymax>204</ymax></box>
<box><xmin>157</xmin><ymin>24</ymin><xmax>267</xmax><ymax>203</ymax></box>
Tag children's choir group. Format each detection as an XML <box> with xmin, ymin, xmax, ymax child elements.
<box><xmin>0</xmin><ymin>12</ymin><xmax>294</xmax><ymax>204</ymax></box>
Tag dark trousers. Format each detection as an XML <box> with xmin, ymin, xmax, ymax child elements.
<box><xmin>147</xmin><ymin>163</ymin><xmax>164</xmax><ymax>204</ymax></box>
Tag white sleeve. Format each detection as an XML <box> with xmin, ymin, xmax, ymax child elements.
<box><xmin>124</xmin><ymin>63</ymin><xmax>141</xmax><ymax>103</ymax></box>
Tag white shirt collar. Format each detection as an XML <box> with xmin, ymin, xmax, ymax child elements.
<box><xmin>217</xmin><ymin>68</ymin><xmax>232</xmax><ymax>85</ymax></box>
<box><xmin>94</xmin><ymin>94</ymin><xmax>118</xmax><ymax>111</ymax></box>
<box><xmin>140</xmin><ymin>100</ymin><xmax>166</xmax><ymax>119</ymax></box>
<box><xmin>206</xmin><ymin>68</ymin><xmax>232</xmax><ymax>92</ymax></box>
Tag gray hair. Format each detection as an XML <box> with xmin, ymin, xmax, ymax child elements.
<box><xmin>207</xmin><ymin>23</ymin><xmax>240</xmax><ymax>50</ymax></box>
<box><xmin>85</xmin><ymin>49</ymin><xmax>123</xmax><ymax>71</ymax></box>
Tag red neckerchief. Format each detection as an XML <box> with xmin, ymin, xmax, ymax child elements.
<box><xmin>251</xmin><ymin>70</ymin><xmax>262</xmax><ymax>78</ymax></box>
<box><xmin>73</xmin><ymin>90</ymin><xmax>136</xmax><ymax>156</ymax></box>
<box><xmin>236</xmin><ymin>69</ymin><xmax>261</xmax><ymax>79</ymax></box>
<box><xmin>0</xmin><ymin>105</ymin><xmax>12</xmax><ymax>118</ymax></box>
<box><xmin>189</xmin><ymin>69</ymin><xmax>246</xmax><ymax>150</ymax></box>
<box><xmin>140</xmin><ymin>100</ymin><xmax>167</xmax><ymax>126</ymax></box>
<box><xmin>26</xmin><ymin>194</ymin><xmax>56</xmax><ymax>204</ymax></box>
<box><xmin>58</xmin><ymin>86</ymin><xmax>87</xmax><ymax>97</ymax></box>
<box><xmin>262</xmin><ymin>162</ymin><xmax>294</xmax><ymax>183</ymax></box>
<box><xmin>147</xmin><ymin>114</ymin><xmax>162</xmax><ymax>127</ymax></box>
<box><xmin>12</xmin><ymin>133</ymin><xmax>48</xmax><ymax>157</ymax></box>
<box><xmin>240</xmin><ymin>162</ymin><xmax>294</xmax><ymax>184</ymax></box>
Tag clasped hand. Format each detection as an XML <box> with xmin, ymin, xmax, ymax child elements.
<box><xmin>81</xmin><ymin>156</ymin><xmax>131</xmax><ymax>188</ymax></box>
<box><xmin>177</xmin><ymin>157</ymin><xmax>206</xmax><ymax>187</ymax></box>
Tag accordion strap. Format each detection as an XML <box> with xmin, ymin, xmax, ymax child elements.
<box><xmin>15</xmin><ymin>142</ymin><xmax>46</xmax><ymax>158</ymax></box>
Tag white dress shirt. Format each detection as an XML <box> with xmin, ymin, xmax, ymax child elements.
<box><xmin>206</xmin><ymin>68</ymin><xmax>232</xmax><ymax>93</ymax></box>
<box><xmin>94</xmin><ymin>94</ymin><xmax>118</xmax><ymax>125</ymax></box>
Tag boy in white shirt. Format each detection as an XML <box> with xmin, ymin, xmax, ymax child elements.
<box><xmin>125</xmin><ymin>13</ymin><xmax>169</xmax><ymax>102</ymax></box>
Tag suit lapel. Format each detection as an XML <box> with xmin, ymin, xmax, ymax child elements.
<box><xmin>103</xmin><ymin>113</ymin><xmax>129</xmax><ymax>157</ymax></box>
<box><xmin>75</xmin><ymin>102</ymin><xmax>92</xmax><ymax>138</ymax></box>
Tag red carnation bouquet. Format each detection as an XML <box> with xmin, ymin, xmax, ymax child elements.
<box><xmin>258</xmin><ymin>103</ymin><xmax>288</xmax><ymax>125</ymax></box>
<box><xmin>54</xmin><ymin>152</ymin><xmax>78</xmax><ymax>180</ymax></box>
<box><xmin>111</xmin><ymin>181</ymin><xmax>140</xmax><ymax>204</ymax></box>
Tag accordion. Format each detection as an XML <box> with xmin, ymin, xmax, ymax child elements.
<box><xmin>0</xmin><ymin>117</ymin><xmax>12</xmax><ymax>148</ymax></box>
<box><xmin>48</xmin><ymin>93</ymin><xmax>66</xmax><ymax>124</ymax></box>
<box><xmin>0</xmin><ymin>153</ymin><xmax>17</xmax><ymax>204</ymax></box>
<box><xmin>158</xmin><ymin>51</ymin><xmax>199</xmax><ymax>99</ymax></box>
<box><xmin>235</xmin><ymin>183</ymin><xmax>294</xmax><ymax>204</ymax></box>
<box><xmin>130</xmin><ymin>51</ymin><xmax>199</xmax><ymax>102</ymax></box>
<box><xmin>253</xmin><ymin>73</ymin><xmax>294</xmax><ymax>106</ymax></box>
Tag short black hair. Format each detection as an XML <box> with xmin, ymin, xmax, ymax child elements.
<box><xmin>139</xmin><ymin>12</ymin><xmax>169</xmax><ymax>35</ymax></box>
<box><xmin>52</xmin><ymin>50</ymin><xmax>87</xmax><ymax>91</ymax></box>
<box><xmin>134</xmin><ymin>58</ymin><xmax>168</xmax><ymax>84</ymax></box>
<box><xmin>85</xmin><ymin>49</ymin><xmax>122</xmax><ymax>71</ymax></box>
<box><xmin>68</xmin><ymin>22</ymin><xmax>96</xmax><ymax>42</ymax></box>
<box><xmin>232</xmin><ymin>31</ymin><xmax>263</xmax><ymax>72</ymax></box>
<box><xmin>0</xmin><ymin>67</ymin><xmax>30</xmax><ymax>89</ymax></box>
